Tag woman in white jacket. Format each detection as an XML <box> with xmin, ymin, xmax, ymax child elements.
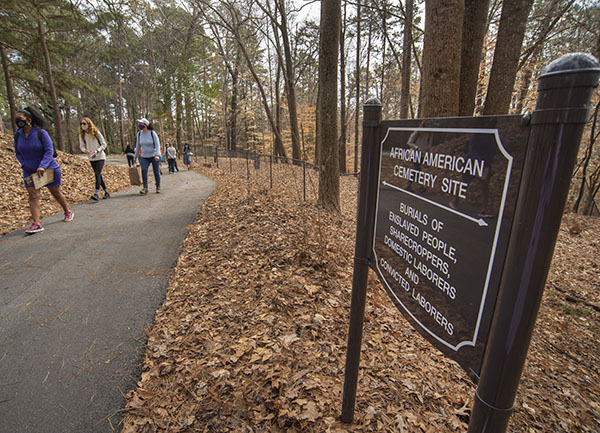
<box><xmin>79</xmin><ymin>117</ymin><xmax>110</xmax><ymax>200</ymax></box>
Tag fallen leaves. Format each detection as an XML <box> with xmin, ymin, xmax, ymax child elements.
<box><xmin>116</xmin><ymin>157</ymin><xmax>599</xmax><ymax>432</ymax></box>
<box><xmin>0</xmin><ymin>133</ymin><xmax>132</xmax><ymax>236</ymax></box>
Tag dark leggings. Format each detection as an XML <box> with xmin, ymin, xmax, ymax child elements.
<box><xmin>90</xmin><ymin>160</ymin><xmax>107</xmax><ymax>191</ymax></box>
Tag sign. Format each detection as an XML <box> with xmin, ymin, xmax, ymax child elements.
<box><xmin>371</xmin><ymin>116</ymin><xmax>529</xmax><ymax>378</ymax></box>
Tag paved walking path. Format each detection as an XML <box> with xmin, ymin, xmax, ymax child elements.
<box><xmin>0</xmin><ymin>162</ymin><xmax>215</xmax><ymax>432</ymax></box>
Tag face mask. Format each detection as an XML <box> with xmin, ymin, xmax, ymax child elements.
<box><xmin>138</xmin><ymin>124</ymin><xmax>145</xmax><ymax>130</ymax></box>
<box><xmin>16</xmin><ymin>119</ymin><xmax>27</xmax><ymax>129</ymax></box>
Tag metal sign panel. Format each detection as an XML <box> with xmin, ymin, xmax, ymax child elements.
<box><xmin>371</xmin><ymin>116</ymin><xmax>529</xmax><ymax>378</ymax></box>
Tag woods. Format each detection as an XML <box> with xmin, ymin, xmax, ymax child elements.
<box><xmin>0</xmin><ymin>0</ymin><xmax>599</xmax><ymax>209</ymax></box>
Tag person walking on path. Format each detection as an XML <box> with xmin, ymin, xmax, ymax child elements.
<box><xmin>183</xmin><ymin>143</ymin><xmax>192</xmax><ymax>170</ymax></box>
<box><xmin>166</xmin><ymin>143</ymin><xmax>177</xmax><ymax>174</ymax></box>
<box><xmin>13</xmin><ymin>107</ymin><xmax>74</xmax><ymax>234</ymax></box>
<box><xmin>79</xmin><ymin>117</ymin><xmax>110</xmax><ymax>200</ymax></box>
<box><xmin>134</xmin><ymin>118</ymin><xmax>161</xmax><ymax>194</ymax></box>
<box><xmin>125</xmin><ymin>144</ymin><xmax>135</xmax><ymax>167</ymax></box>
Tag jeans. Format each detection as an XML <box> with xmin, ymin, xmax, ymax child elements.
<box><xmin>167</xmin><ymin>158</ymin><xmax>176</xmax><ymax>173</ymax></box>
<box><xmin>139</xmin><ymin>156</ymin><xmax>161</xmax><ymax>188</ymax></box>
<box><xmin>90</xmin><ymin>160</ymin><xmax>106</xmax><ymax>191</ymax></box>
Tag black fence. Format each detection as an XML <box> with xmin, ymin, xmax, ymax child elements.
<box><xmin>189</xmin><ymin>146</ymin><xmax>358</xmax><ymax>202</ymax></box>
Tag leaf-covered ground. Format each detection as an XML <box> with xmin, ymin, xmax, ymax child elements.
<box><xmin>120</xmin><ymin>158</ymin><xmax>600</xmax><ymax>433</ymax></box>
<box><xmin>0</xmin><ymin>133</ymin><xmax>131</xmax><ymax>236</ymax></box>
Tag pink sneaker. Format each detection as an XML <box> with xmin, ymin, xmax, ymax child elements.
<box><xmin>25</xmin><ymin>222</ymin><xmax>44</xmax><ymax>234</ymax></box>
<box><xmin>64</xmin><ymin>210</ymin><xmax>74</xmax><ymax>222</ymax></box>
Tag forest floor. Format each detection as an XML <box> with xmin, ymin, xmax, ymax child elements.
<box><xmin>117</xmin><ymin>157</ymin><xmax>599</xmax><ymax>433</ymax></box>
<box><xmin>1</xmin><ymin>132</ymin><xmax>598</xmax><ymax>432</ymax></box>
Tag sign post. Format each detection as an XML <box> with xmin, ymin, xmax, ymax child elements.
<box><xmin>467</xmin><ymin>53</ymin><xmax>600</xmax><ymax>433</ymax></box>
<box><xmin>341</xmin><ymin>98</ymin><xmax>382</xmax><ymax>423</ymax></box>
<box><xmin>341</xmin><ymin>53</ymin><xmax>599</xmax><ymax>430</ymax></box>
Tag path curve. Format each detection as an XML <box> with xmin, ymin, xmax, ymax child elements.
<box><xmin>0</xmin><ymin>162</ymin><xmax>215</xmax><ymax>432</ymax></box>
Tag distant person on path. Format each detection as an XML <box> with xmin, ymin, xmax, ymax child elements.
<box><xmin>183</xmin><ymin>144</ymin><xmax>192</xmax><ymax>170</ymax></box>
<box><xmin>79</xmin><ymin>117</ymin><xmax>110</xmax><ymax>200</ymax></box>
<box><xmin>166</xmin><ymin>143</ymin><xmax>177</xmax><ymax>174</ymax></box>
<box><xmin>125</xmin><ymin>144</ymin><xmax>135</xmax><ymax>167</ymax></box>
<box><xmin>13</xmin><ymin>107</ymin><xmax>74</xmax><ymax>234</ymax></box>
<box><xmin>134</xmin><ymin>118</ymin><xmax>161</xmax><ymax>194</ymax></box>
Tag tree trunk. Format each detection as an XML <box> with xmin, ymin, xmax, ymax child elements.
<box><xmin>354</xmin><ymin>0</ymin><xmax>361</xmax><ymax>173</ymax></box>
<box><xmin>274</xmin><ymin>60</ymin><xmax>285</xmax><ymax>158</ymax></box>
<box><xmin>459</xmin><ymin>0</ymin><xmax>490</xmax><ymax>116</ymax></box>
<box><xmin>400</xmin><ymin>0</ymin><xmax>413</xmax><ymax>119</ymax></box>
<box><xmin>175</xmin><ymin>73</ymin><xmax>183</xmax><ymax>149</ymax></box>
<box><xmin>574</xmin><ymin>101</ymin><xmax>599</xmax><ymax>213</ymax></box>
<box><xmin>420</xmin><ymin>0</ymin><xmax>464</xmax><ymax>118</ymax></box>
<box><xmin>35</xmin><ymin>5</ymin><xmax>64</xmax><ymax>150</ymax></box>
<box><xmin>229</xmin><ymin>61</ymin><xmax>239</xmax><ymax>151</ymax></box>
<box><xmin>364</xmin><ymin>21</ymin><xmax>372</xmax><ymax>102</ymax></box>
<box><xmin>483</xmin><ymin>0</ymin><xmax>534</xmax><ymax>115</ymax></box>
<box><xmin>315</xmin><ymin>86</ymin><xmax>321</xmax><ymax>165</ymax></box>
<box><xmin>276</xmin><ymin>0</ymin><xmax>302</xmax><ymax>163</ymax></box>
<box><xmin>0</xmin><ymin>43</ymin><xmax>17</xmax><ymax>133</ymax></box>
<box><xmin>185</xmin><ymin>91</ymin><xmax>193</xmax><ymax>146</ymax></box>
<box><xmin>515</xmin><ymin>50</ymin><xmax>538</xmax><ymax>114</ymax></box>
<box><xmin>379</xmin><ymin>0</ymin><xmax>387</xmax><ymax>101</ymax></box>
<box><xmin>339</xmin><ymin>1</ymin><xmax>347</xmax><ymax>173</ymax></box>
<box><xmin>117</xmin><ymin>63</ymin><xmax>125</xmax><ymax>152</ymax></box>
<box><xmin>64</xmin><ymin>107</ymin><xmax>74</xmax><ymax>153</ymax></box>
<box><xmin>318</xmin><ymin>0</ymin><xmax>341</xmax><ymax>211</ymax></box>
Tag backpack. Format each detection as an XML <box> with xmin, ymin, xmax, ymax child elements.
<box><xmin>137</xmin><ymin>130</ymin><xmax>158</xmax><ymax>155</ymax></box>
<box><xmin>14</xmin><ymin>128</ymin><xmax>58</xmax><ymax>158</ymax></box>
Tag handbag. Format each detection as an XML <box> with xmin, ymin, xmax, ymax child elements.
<box><xmin>128</xmin><ymin>165</ymin><xmax>142</xmax><ymax>186</ymax></box>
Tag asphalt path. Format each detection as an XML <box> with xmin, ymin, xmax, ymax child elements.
<box><xmin>0</xmin><ymin>159</ymin><xmax>215</xmax><ymax>432</ymax></box>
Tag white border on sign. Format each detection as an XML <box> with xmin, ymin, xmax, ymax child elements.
<box><xmin>372</xmin><ymin>127</ymin><xmax>514</xmax><ymax>351</ymax></box>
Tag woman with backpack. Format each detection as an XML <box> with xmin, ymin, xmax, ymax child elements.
<box><xmin>13</xmin><ymin>107</ymin><xmax>74</xmax><ymax>234</ymax></box>
<box><xmin>134</xmin><ymin>118</ymin><xmax>162</xmax><ymax>194</ymax></box>
<box><xmin>182</xmin><ymin>143</ymin><xmax>192</xmax><ymax>170</ymax></box>
<box><xmin>79</xmin><ymin>117</ymin><xmax>110</xmax><ymax>200</ymax></box>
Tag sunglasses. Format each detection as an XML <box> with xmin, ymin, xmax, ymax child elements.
<box><xmin>80</xmin><ymin>122</ymin><xmax>87</xmax><ymax>125</ymax></box>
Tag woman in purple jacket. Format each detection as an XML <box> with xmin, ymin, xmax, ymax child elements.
<box><xmin>14</xmin><ymin>107</ymin><xmax>74</xmax><ymax>234</ymax></box>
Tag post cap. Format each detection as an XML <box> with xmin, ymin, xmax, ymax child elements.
<box><xmin>541</xmin><ymin>53</ymin><xmax>599</xmax><ymax>75</ymax></box>
<box><xmin>538</xmin><ymin>53</ymin><xmax>600</xmax><ymax>91</ymax></box>
<box><xmin>364</xmin><ymin>98</ymin><xmax>382</xmax><ymax>107</ymax></box>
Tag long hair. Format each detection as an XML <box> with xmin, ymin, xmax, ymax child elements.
<box><xmin>18</xmin><ymin>106</ymin><xmax>47</xmax><ymax>129</ymax></box>
<box><xmin>79</xmin><ymin>117</ymin><xmax>100</xmax><ymax>141</ymax></box>
<box><xmin>147</xmin><ymin>122</ymin><xmax>154</xmax><ymax>131</ymax></box>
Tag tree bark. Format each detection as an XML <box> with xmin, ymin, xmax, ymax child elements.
<box><xmin>117</xmin><ymin>63</ymin><xmax>125</xmax><ymax>152</ymax></box>
<box><xmin>339</xmin><ymin>1</ymin><xmax>347</xmax><ymax>173</ymax></box>
<box><xmin>35</xmin><ymin>3</ymin><xmax>64</xmax><ymax>150</ymax></box>
<box><xmin>483</xmin><ymin>0</ymin><xmax>534</xmax><ymax>115</ymax></box>
<box><xmin>379</xmin><ymin>0</ymin><xmax>387</xmax><ymax>101</ymax></box>
<box><xmin>175</xmin><ymin>73</ymin><xmax>184</xmax><ymax>149</ymax></box>
<box><xmin>353</xmin><ymin>0</ymin><xmax>361</xmax><ymax>173</ymax></box>
<box><xmin>420</xmin><ymin>0</ymin><xmax>464</xmax><ymax>118</ymax></box>
<box><xmin>515</xmin><ymin>50</ymin><xmax>538</xmax><ymax>114</ymax></box>
<box><xmin>458</xmin><ymin>0</ymin><xmax>490</xmax><ymax>116</ymax></box>
<box><xmin>574</xmin><ymin>101</ymin><xmax>599</xmax><ymax>213</ymax></box>
<box><xmin>276</xmin><ymin>0</ymin><xmax>301</xmax><ymax>163</ymax></box>
<box><xmin>229</xmin><ymin>58</ymin><xmax>239</xmax><ymax>151</ymax></box>
<box><xmin>400</xmin><ymin>0</ymin><xmax>413</xmax><ymax>119</ymax></box>
<box><xmin>318</xmin><ymin>0</ymin><xmax>341</xmax><ymax>211</ymax></box>
<box><xmin>64</xmin><ymin>106</ymin><xmax>74</xmax><ymax>153</ymax></box>
<box><xmin>364</xmin><ymin>21</ymin><xmax>372</xmax><ymax>102</ymax></box>
<box><xmin>0</xmin><ymin>43</ymin><xmax>17</xmax><ymax>133</ymax></box>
